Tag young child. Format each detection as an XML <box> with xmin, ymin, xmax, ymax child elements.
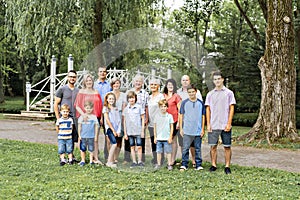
<box><xmin>179</xmin><ymin>84</ymin><xmax>205</xmax><ymax>171</ymax></box>
<box><xmin>56</xmin><ymin>104</ymin><xmax>74</xmax><ymax>166</ymax></box>
<box><xmin>103</xmin><ymin>92</ymin><xmax>121</xmax><ymax>168</ymax></box>
<box><xmin>123</xmin><ymin>91</ymin><xmax>145</xmax><ymax>168</ymax></box>
<box><xmin>78</xmin><ymin>101</ymin><xmax>99</xmax><ymax>166</ymax></box>
<box><xmin>153</xmin><ymin>99</ymin><xmax>174</xmax><ymax>170</ymax></box>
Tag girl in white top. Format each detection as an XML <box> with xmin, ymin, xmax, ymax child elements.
<box><xmin>103</xmin><ymin>92</ymin><xmax>121</xmax><ymax>168</ymax></box>
<box><xmin>111</xmin><ymin>78</ymin><xmax>126</xmax><ymax>163</ymax></box>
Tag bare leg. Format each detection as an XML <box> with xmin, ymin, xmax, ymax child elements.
<box><xmin>80</xmin><ymin>151</ymin><xmax>85</xmax><ymax>163</ymax></box>
<box><xmin>108</xmin><ymin>144</ymin><xmax>117</xmax><ymax>164</ymax></box>
<box><xmin>171</xmin><ymin>135</ymin><xmax>178</xmax><ymax>164</ymax></box>
<box><xmin>137</xmin><ymin>146</ymin><xmax>142</xmax><ymax>163</ymax></box>
<box><xmin>89</xmin><ymin>151</ymin><xmax>94</xmax><ymax>163</ymax></box>
<box><xmin>210</xmin><ymin>145</ymin><xmax>218</xmax><ymax>167</ymax></box>
<box><xmin>167</xmin><ymin>153</ymin><xmax>172</xmax><ymax>166</ymax></box>
<box><xmin>60</xmin><ymin>153</ymin><xmax>65</xmax><ymax>161</ymax></box>
<box><xmin>93</xmin><ymin>139</ymin><xmax>99</xmax><ymax>162</ymax></box>
<box><xmin>224</xmin><ymin>147</ymin><xmax>231</xmax><ymax>167</ymax></box>
<box><xmin>131</xmin><ymin>146</ymin><xmax>136</xmax><ymax>163</ymax></box>
<box><xmin>157</xmin><ymin>153</ymin><xmax>162</xmax><ymax>166</ymax></box>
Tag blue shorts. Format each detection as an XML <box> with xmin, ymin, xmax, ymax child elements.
<box><xmin>156</xmin><ymin>141</ymin><xmax>172</xmax><ymax>153</ymax></box>
<box><xmin>58</xmin><ymin>139</ymin><xmax>73</xmax><ymax>154</ymax></box>
<box><xmin>128</xmin><ymin>136</ymin><xmax>142</xmax><ymax>147</ymax></box>
<box><xmin>208</xmin><ymin>130</ymin><xmax>232</xmax><ymax>147</ymax></box>
<box><xmin>106</xmin><ymin>128</ymin><xmax>117</xmax><ymax>145</ymax></box>
<box><xmin>80</xmin><ymin>138</ymin><xmax>95</xmax><ymax>152</ymax></box>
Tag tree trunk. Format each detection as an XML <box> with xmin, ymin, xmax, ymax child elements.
<box><xmin>0</xmin><ymin>66</ymin><xmax>4</xmax><ymax>104</ymax></box>
<box><xmin>239</xmin><ymin>0</ymin><xmax>299</xmax><ymax>143</ymax></box>
<box><xmin>93</xmin><ymin>0</ymin><xmax>104</xmax><ymax>67</ymax></box>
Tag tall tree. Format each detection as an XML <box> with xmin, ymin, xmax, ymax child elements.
<box><xmin>239</xmin><ymin>0</ymin><xmax>300</xmax><ymax>143</ymax></box>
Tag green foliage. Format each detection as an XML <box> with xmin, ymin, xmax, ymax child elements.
<box><xmin>0</xmin><ymin>139</ymin><xmax>299</xmax><ymax>199</ymax></box>
<box><xmin>0</xmin><ymin>96</ymin><xmax>25</xmax><ymax>113</ymax></box>
<box><xmin>233</xmin><ymin>113</ymin><xmax>258</xmax><ymax>127</ymax></box>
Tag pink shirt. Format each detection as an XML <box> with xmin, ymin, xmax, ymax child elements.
<box><xmin>205</xmin><ymin>86</ymin><xmax>236</xmax><ymax>130</ymax></box>
<box><xmin>164</xmin><ymin>93</ymin><xmax>181</xmax><ymax>123</ymax></box>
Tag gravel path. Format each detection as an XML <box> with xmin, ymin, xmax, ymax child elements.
<box><xmin>1</xmin><ymin>119</ymin><xmax>299</xmax><ymax>173</ymax></box>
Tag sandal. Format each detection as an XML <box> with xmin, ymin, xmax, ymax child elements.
<box><xmin>93</xmin><ymin>160</ymin><xmax>104</xmax><ymax>165</ymax></box>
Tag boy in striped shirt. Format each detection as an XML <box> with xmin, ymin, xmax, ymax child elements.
<box><xmin>56</xmin><ymin>104</ymin><xmax>74</xmax><ymax>166</ymax></box>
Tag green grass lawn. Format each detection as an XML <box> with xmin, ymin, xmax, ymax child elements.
<box><xmin>0</xmin><ymin>139</ymin><xmax>299</xmax><ymax>199</ymax></box>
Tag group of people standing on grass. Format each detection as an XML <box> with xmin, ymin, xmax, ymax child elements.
<box><xmin>54</xmin><ymin>66</ymin><xmax>236</xmax><ymax>174</ymax></box>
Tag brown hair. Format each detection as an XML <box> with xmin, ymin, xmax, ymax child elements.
<box><xmin>158</xmin><ymin>99</ymin><xmax>168</xmax><ymax>107</ymax></box>
<box><xmin>60</xmin><ymin>104</ymin><xmax>70</xmax><ymax>111</ymax></box>
<box><xmin>127</xmin><ymin>91</ymin><xmax>137</xmax><ymax>102</ymax></box>
<box><xmin>104</xmin><ymin>92</ymin><xmax>116</xmax><ymax>108</ymax></box>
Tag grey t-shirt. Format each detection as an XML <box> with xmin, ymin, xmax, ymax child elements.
<box><xmin>55</xmin><ymin>85</ymin><xmax>79</xmax><ymax>117</ymax></box>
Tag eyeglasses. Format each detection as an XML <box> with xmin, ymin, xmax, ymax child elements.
<box><xmin>68</xmin><ymin>76</ymin><xmax>77</xmax><ymax>78</ymax></box>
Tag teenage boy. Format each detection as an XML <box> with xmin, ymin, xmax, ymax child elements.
<box><xmin>179</xmin><ymin>84</ymin><xmax>205</xmax><ymax>171</ymax></box>
<box><xmin>205</xmin><ymin>71</ymin><xmax>236</xmax><ymax>174</ymax></box>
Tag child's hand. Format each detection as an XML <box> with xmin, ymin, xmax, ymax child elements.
<box><xmin>180</xmin><ymin>130</ymin><xmax>184</xmax><ymax>137</ymax></box>
<box><xmin>168</xmin><ymin>137</ymin><xmax>172</xmax><ymax>144</ymax></box>
<box><xmin>94</xmin><ymin>137</ymin><xmax>98</xmax><ymax>142</ymax></box>
<box><xmin>200</xmin><ymin>131</ymin><xmax>205</xmax><ymax>138</ymax></box>
<box><xmin>117</xmin><ymin>133</ymin><xmax>121</xmax><ymax>137</ymax></box>
<box><xmin>154</xmin><ymin>138</ymin><xmax>157</xmax><ymax>144</ymax></box>
<box><xmin>124</xmin><ymin>135</ymin><xmax>128</xmax><ymax>140</ymax></box>
<box><xmin>79</xmin><ymin>136</ymin><xmax>82</xmax><ymax>141</ymax></box>
<box><xmin>113</xmin><ymin>131</ymin><xmax>117</xmax><ymax>137</ymax></box>
<box><xmin>141</xmin><ymin>131</ymin><xmax>145</xmax><ymax>138</ymax></box>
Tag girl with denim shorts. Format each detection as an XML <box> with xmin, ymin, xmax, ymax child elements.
<box><xmin>103</xmin><ymin>92</ymin><xmax>121</xmax><ymax>168</ymax></box>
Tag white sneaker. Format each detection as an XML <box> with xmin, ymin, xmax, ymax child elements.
<box><xmin>179</xmin><ymin>166</ymin><xmax>187</xmax><ymax>171</ymax></box>
<box><xmin>195</xmin><ymin>166</ymin><xmax>204</xmax><ymax>170</ymax></box>
<box><xmin>106</xmin><ymin>162</ymin><xmax>117</xmax><ymax>168</ymax></box>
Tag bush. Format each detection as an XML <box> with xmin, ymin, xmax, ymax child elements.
<box><xmin>233</xmin><ymin>113</ymin><xmax>258</xmax><ymax>127</ymax></box>
<box><xmin>0</xmin><ymin>96</ymin><xmax>25</xmax><ymax>114</ymax></box>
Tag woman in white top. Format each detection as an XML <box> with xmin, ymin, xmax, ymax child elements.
<box><xmin>111</xmin><ymin>78</ymin><xmax>126</xmax><ymax>163</ymax></box>
<box><xmin>148</xmin><ymin>79</ymin><xmax>165</xmax><ymax>165</ymax></box>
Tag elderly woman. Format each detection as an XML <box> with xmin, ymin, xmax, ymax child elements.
<box><xmin>110</xmin><ymin>78</ymin><xmax>126</xmax><ymax>163</ymax></box>
<box><xmin>74</xmin><ymin>73</ymin><xmax>103</xmax><ymax>165</ymax></box>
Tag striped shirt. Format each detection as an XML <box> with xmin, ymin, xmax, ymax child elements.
<box><xmin>56</xmin><ymin>117</ymin><xmax>73</xmax><ymax>140</ymax></box>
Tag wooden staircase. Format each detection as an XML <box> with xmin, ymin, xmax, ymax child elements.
<box><xmin>4</xmin><ymin>96</ymin><xmax>55</xmax><ymax>121</ymax></box>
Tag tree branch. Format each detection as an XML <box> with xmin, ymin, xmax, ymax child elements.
<box><xmin>258</xmin><ymin>0</ymin><xmax>267</xmax><ymax>22</ymax></box>
<box><xmin>233</xmin><ymin>0</ymin><xmax>260</xmax><ymax>42</ymax></box>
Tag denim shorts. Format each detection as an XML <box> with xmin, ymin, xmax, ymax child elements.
<box><xmin>128</xmin><ymin>135</ymin><xmax>142</xmax><ymax>147</ymax></box>
<box><xmin>156</xmin><ymin>141</ymin><xmax>172</xmax><ymax>153</ymax></box>
<box><xmin>106</xmin><ymin>128</ymin><xmax>117</xmax><ymax>145</ymax></box>
<box><xmin>58</xmin><ymin>139</ymin><xmax>73</xmax><ymax>154</ymax></box>
<box><xmin>80</xmin><ymin>138</ymin><xmax>95</xmax><ymax>152</ymax></box>
<box><xmin>208</xmin><ymin>130</ymin><xmax>232</xmax><ymax>147</ymax></box>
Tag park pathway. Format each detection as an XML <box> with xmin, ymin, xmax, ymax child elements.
<box><xmin>0</xmin><ymin>119</ymin><xmax>299</xmax><ymax>173</ymax></box>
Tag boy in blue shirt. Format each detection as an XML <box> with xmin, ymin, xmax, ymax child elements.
<box><xmin>154</xmin><ymin>99</ymin><xmax>174</xmax><ymax>170</ymax></box>
<box><xmin>78</xmin><ymin>101</ymin><xmax>99</xmax><ymax>166</ymax></box>
<box><xmin>179</xmin><ymin>84</ymin><xmax>205</xmax><ymax>171</ymax></box>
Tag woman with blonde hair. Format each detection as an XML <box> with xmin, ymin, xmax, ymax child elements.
<box><xmin>74</xmin><ymin>73</ymin><xmax>103</xmax><ymax>165</ymax></box>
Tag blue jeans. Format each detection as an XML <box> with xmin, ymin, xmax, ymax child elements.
<box><xmin>80</xmin><ymin>138</ymin><xmax>94</xmax><ymax>152</ymax></box>
<box><xmin>181</xmin><ymin>135</ymin><xmax>202</xmax><ymax>168</ymax></box>
<box><xmin>58</xmin><ymin>139</ymin><xmax>73</xmax><ymax>154</ymax></box>
<box><xmin>128</xmin><ymin>135</ymin><xmax>142</xmax><ymax>147</ymax></box>
<box><xmin>106</xmin><ymin>128</ymin><xmax>117</xmax><ymax>145</ymax></box>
